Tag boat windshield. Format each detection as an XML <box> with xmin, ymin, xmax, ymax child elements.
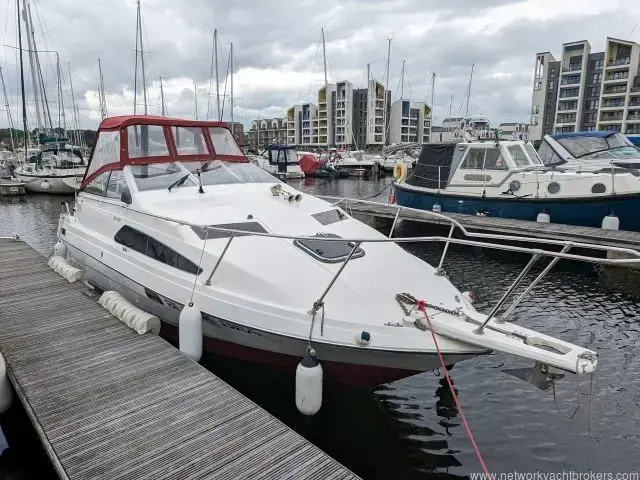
<box><xmin>583</xmin><ymin>146</ymin><xmax>640</xmax><ymax>160</ymax></box>
<box><xmin>523</xmin><ymin>143</ymin><xmax>543</xmax><ymax>165</ymax></box>
<box><xmin>556</xmin><ymin>134</ymin><xmax>634</xmax><ymax>158</ymax></box>
<box><xmin>130</xmin><ymin>162</ymin><xmax>196</xmax><ymax>191</ymax></box>
<box><xmin>183</xmin><ymin>160</ymin><xmax>276</xmax><ymax>185</ymax></box>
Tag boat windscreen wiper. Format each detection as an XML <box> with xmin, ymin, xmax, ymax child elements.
<box><xmin>167</xmin><ymin>173</ymin><xmax>190</xmax><ymax>192</ymax></box>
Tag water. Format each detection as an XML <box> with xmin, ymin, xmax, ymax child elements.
<box><xmin>2</xmin><ymin>180</ymin><xmax>640</xmax><ymax>477</ymax></box>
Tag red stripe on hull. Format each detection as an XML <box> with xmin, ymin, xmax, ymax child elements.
<box><xmin>161</xmin><ymin>324</ymin><xmax>419</xmax><ymax>387</ymax></box>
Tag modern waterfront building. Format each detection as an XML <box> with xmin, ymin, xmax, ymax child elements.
<box><xmin>286</xmin><ymin>103</ymin><xmax>318</xmax><ymax>146</ymax></box>
<box><xmin>388</xmin><ymin>99</ymin><xmax>432</xmax><ymax>144</ymax></box>
<box><xmin>530</xmin><ymin>37</ymin><xmax>640</xmax><ymax>142</ymax></box>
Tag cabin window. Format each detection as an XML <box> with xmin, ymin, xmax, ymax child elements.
<box><xmin>210</xmin><ymin>127</ymin><xmax>243</xmax><ymax>155</ymax></box>
<box><xmin>84</xmin><ymin>172</ymin><xmax>110</xmax><ymax>196</ymax></box>
<box><xmin>547</xmin><ymin>182</ymin><xmax>561</xmax><ymax>194</ymax></box>
<box><xmin>460</xmin><ymin>148</ymin><xmax>506</xmax><ymax>170</ymax></box>
<box><xmin>460</xmin><ymin>149</ymin><xmax>485</xmax><ymax>169</ymax></box>
<box><xmin>591</xmin><ymin>183</ymin><xmax>606</xmax><ymax>193</ymax></box>
<box><xmin>483</xmin><ymin>148</ymin><xmax>507</xmax><ymax>169</ymax></box>
<box><xmin>509</xmin><ymin>180</ymin><xmax>521</xmax><ymax>192</ymax></box>
<box><xmin>114</xmin><ymin>225</ymin><xmax>202</xmax><ymax>275</ymax></box>
<box><xmin>173</xmin><ymin>126</ymin><xmax>208</xmax><ymax>155</ymax></box>
<box><xmin>312</xmin><ymin>209</ymin><xmax>348</xmax><ymax>226</ymax></box>
<box><xmin>538</xmin><ymin>142</ymin><xmax>564</xmax><ymax>165</ymax></box>
<box><xmin>106</xmin><ymin>171</ymin><xmax>128</xmax><ymax>199</ymax></box>
<box><xmin>508</xmin><ymin>146</ymin><xmax>530</xmax><ymax>167</ymax></box>
<box><xmin>127</xmin><ymin>125</ymin><xmax>169</xmax><ymax>158</ymax></box>
<box><xmin>130</xmin><ymin>162</ymin><xmax>196</xmax><ymax>191</ymax></box>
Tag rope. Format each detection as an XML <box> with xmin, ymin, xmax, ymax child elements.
<box><xmin>362</xmin><ymin>180</ymin><xmax>394</xmax><ymax>200</ymax></box>
<box><xmin>416</xmin><ymin>300</ymin><xmax>491</xmax><ymax>476</ymax></box>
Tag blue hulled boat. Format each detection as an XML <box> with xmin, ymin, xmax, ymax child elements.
<box><xmin>394</xmin><ymin>139</ymin><xmax>640</xmax><ymax>231</ymax></box>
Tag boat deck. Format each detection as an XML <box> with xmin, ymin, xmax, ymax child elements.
<box><xmin>323</xmin><ymin>197</ymin><xmax>640</xmax><ymax>250</ymax></box>
<box><xmin>0</xmin><ymin>238</ymin><xmax>358</xmax><ymax>480</ymax></box>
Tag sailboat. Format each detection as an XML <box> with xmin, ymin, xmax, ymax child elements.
<box><xmin>11</xmin><ymin>0</ymin><xmax>86</xmax><ymax>193</ymax></box>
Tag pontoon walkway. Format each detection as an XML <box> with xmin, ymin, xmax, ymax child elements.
<box><xmin>0</xmin><ymin>238</ymin><xmax>358</xmax><ymax>480</ymax></box>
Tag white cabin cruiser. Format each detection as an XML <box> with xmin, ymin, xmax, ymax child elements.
<box><xmin>57</xmin><ymin>115</ymin><xmax>598</xmax><ymax>387</ymax></box>
<box><xmin>13</xmin><ymin>145</ymin><xmax>86</xmax><ymax>193</ymax></box>
<box><xmin>247</xmin><ymin>144</ymin><xmax>304</xmax><ymax>179</ymax></box>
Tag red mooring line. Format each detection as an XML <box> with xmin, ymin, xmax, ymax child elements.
<box><xmin>417</xmin><ymin>300</ymin><xmax>491</xmax><ymax>476</ymax></box>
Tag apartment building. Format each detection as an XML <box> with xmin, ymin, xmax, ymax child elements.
<box><xmin>286</xmin><ymin>103</ymin><xmax>318</xmax><ymax>146</ymax></box>
<box><xmin>317</xmin><ymin>83</ymin><xmax>336</xmax><ymax>147</ymax></box>
<box><xmin>246</xmin><ymin>118</ymin><xmax>287</xmax><ymax>150</ymax></box>
<box><xmin>530</xmin><ymin>37</ymin><xmax>640</xmax><ymax>141</ymax></box>
<box><xmin>597</xmin><ymin>38</ymin><xmax>640</xmax><ymax>134</ymax></box>
<box><xmin>334</xmin><ymin>80</ymin><xmax>354</xmax><ymax>146</ymax></box>
<box><xmin>388</xmin><ymin>99</ymin><xmax>432</xmax><ymax>144</ymax></box>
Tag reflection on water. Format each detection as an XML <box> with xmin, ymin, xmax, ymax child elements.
<box><xmin>2</xmin><ymin>179</ymin><xmax>640</xmax><ymax>478</ymax></box>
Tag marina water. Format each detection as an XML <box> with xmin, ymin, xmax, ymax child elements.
<box><xmin>1</xmin><ymin>178</ymin><xmax>639</xmax><ymax>478</ymax></box>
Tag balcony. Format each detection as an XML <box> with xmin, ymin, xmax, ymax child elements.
<box><xmin>625</xmin><ymin>126</ymin><xmax>640</xmax><ymax>134</ymax></box>
<box><xmin>601</xmin><ymin>100</ymin><xmax>626</xmax><ymax>110</ymax></box>
<box><xmin>630</xmin><ymin>99</ymin><xmax>640</xmax><ymax>107</ymax></box>
<box><xmin>557</xmin><ymin>104</ymin><xmax>578</xmax><ymax>112</ymax></box>
<box><xmin>604</xmin><ymin>72</ymin><xmax>629</xmax><ymax>84</ymax></box>
<box><xmin>600</xmin><ymin>113</ymin><xmax>624</xmax><ymax>122</ymax></box>
<box><xmin>562</xmin><ymin>64</ymin><xmax>582</xmax><ymax>73</ymax></box>
<box><xmin>627</xmin><ymin>110</ymin><xmax>640</xmax><ymax>122</ymax></box>
<box><xmin>607</xmin><ymin>57</ymin><xmax>630</xmax><ymax>67</ymax></box>
<box><xmin>560</xmin><ymin>76</ymin><xmax>581</xmax><ymax>86</ymax></box>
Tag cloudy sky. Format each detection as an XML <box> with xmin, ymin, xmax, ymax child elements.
<box><xmin>1</xmin><ymin>0</ymin><xmax>640</xmax><ymax>130</ymax></box>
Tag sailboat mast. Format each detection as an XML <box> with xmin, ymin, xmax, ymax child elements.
<box><xmin>193</xmin><ymin>83</ymin><xmax>198</xmax><ymax>120</ymax></box>
<box><xmin>214</xmin><ymin>29</ymin><xmax>220</xmax><ymax>121</ymax></box>
<box><xmin>400</xmin><ymin>60</ymin><xmax>405</xmax><ymax>100</ymax></box>
<box><xmin>430</xmin><ymin>73</ymin><xmax>435</xmax><ymax>142</ymax></box>
<box><xmin>137</xmin><ymin>0</ymin><xmax>148</xmax><ymax>115</ymax></box>
<box><xmin>16</xmin><ymin>0</ymin><xmax>28</xmax><ymax>151</ymax></box>
<box><xmin>98</xmin><ymin>58</ymin><xmax>107</xmax><ymax>120</ymax></box>
<box><xmin>321</xmin><ymin>27</ymin><xmax>328</xmax><ymax>88</ymax></box>
<box><xmin>160</xmin><ymin>76</ymin><xmax>166</xmax><ymax>116</ymax></box>
<box><xmin>26</xmin><ymin>1</ymin><xmax>51</xmax><ymax>134</ymax></box>
<box><xmin>384</xmin><ymin>38</ymin><xmax>391</xmax><ymax>145</ymax></box>
<box><xmin>133</xmin><ymin>0</ymin><xmax>139</xmax><ymax>114</ymax></box>
<box><xmin>56</xmin><ymin>53</ymin><xmax>66</xmax><ymax>131</ymax></box>
<box><xmin>230</xmin><ymin>42</ymin><xmax>234</xmax><ymax>138</ymax></box>
<box><xmin>0</xmin><ymin>66</ymin><xmax>16</xmax><ymax>150</ymax></box>
<box><xmin>465</xmin><ymin>63</ymin><xmax>474</xmax><ymax>118</ymax></box>
<box><xmin>21</xmin><ymin>0</ymin><xmax>42</xmax><ymax>132</ymax></box>
<box><xmin>68</xmin><ymin>63</ymin><xmax>81</xmax><ymax>146</ymax></box>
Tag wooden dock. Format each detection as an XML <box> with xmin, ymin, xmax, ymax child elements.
<box><xmin>0</xmin><ymin>180</ymin><xmax>25</xmax><ymax>196</ymax></box>
<box><xmin>324</xmin><ymin>197</ymin><xmax>640</xmax><ymax>250</ymax></box>
<box><xmin>0</xmin><ymin>238</ymin><xmax>358</xmax><ymax>480</ymax></box>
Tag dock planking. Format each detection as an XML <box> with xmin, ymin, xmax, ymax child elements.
<box><xmin>0</xmin><ymin>238</ymin><xmax>359</xmax><ymax>480</ymax></box>
<box><xmin>322</xmin><ymin>196</ymin><xmax>640</xmax><ymax>250</ymax></box>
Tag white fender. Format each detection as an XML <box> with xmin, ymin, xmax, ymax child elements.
<box><xmin>98</xmin><ymin>291</ymin><xmax>161</xmax><ymax>335</ymax></box>
<box><xmin>295</xmin><ymin>348</ymin><xmax>323</xmax><ymax>415</ymax></box>
<box><xmin>48</xmin><ymin>255</ymin><xmax>82</xmax><ymax>282</ymax></box>
<box><xmin>54</xmin><ymin>240</ymin><xmax>67</xmax><ymax>258</ymax></box>
<box><xmin>179</xmin><ymin>303</ymin><xmax>203</xmax><ymax>362</ymax></box>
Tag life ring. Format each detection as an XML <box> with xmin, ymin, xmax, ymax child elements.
<box><xmin>393</xmin><ymin>162</ymin><xmax>408</xmax><ymax>182</ymax></box>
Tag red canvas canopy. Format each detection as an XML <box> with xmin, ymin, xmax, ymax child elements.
<box><xmin>81</xmin><ymin>115</ymin><xmax>247</xmax><ymax>189</ymax></box>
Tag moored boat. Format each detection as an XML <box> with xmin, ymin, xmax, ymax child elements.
<box><xmin>57</xmin><ymin>115</ymin><xmax>598</xmax><ymax>387</ymax></box>
<box><xmin>395</xmin><ymin>140</ymin><xmax>640</xmax><ymax>231</ymax></box>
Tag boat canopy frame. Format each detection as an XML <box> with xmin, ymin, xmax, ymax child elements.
<box><xmin>80</xmin><ymin>115</ymin><xmax>247</xmax><ymax>190</ymax></box>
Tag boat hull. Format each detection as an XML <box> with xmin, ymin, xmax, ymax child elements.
<box><xmin>66</xmin><ymin>242</ymin><xmax>480</xmax><ymax>387</ymax></box>
<box><xmin>395</xmin><ymin>183</ymin><xmax>640</xmax><ymax>231</ymax></box>
<box><xmin>14</xmin><ymin>174</ymin><xmax>79</xmax><ymax>194</ymax></box>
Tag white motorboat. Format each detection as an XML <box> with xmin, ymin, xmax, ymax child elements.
<box><xmin>58</xmin><ymin>115</ymin><xmax>599</xmax><ymax>387</ymax></box>
<box><xmin>247</xmin><ymin>144</ymin><xmax>304</xmax><ymax>179</ymax></box>
<box><xmin>13</xmin><ymin>145</ymin><xmax>86</xmax><ymax>194</ymax></box>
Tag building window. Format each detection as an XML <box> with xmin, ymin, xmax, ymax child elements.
<box><xmin>535</xmin><ymin>81</ymin><xmax>542</xmax><ymax>91</ymax></box>
<box><xmin>591</xmin><ymin>73</ymin><xmax>602</xmax><ymax>83</ymax></box>
<box><xmin>593</xmin><ymin>59</ymin><xmax>604</xmax><ymax>70</ymax></box>
<box><xmin>585</xmin><ymin>100</ymin><xmax>599</xmax><ymax>110</ymax></box>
